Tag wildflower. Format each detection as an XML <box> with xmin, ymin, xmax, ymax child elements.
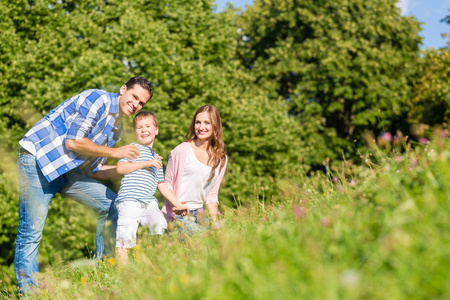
<box><xmin>419</xmin><ymin>137</ymin><xmax>429</xmax><ymax>145</ymax></box>
<box><xmin>394</xmin><ymin>156</ymin><xmax>403</xmax><ymax>163</ymax></box>
<box><xmin>107</xmin><ymin>257</ymin><xmax>116</xmax><ymax>266</ymax></box>
<box><xmin>340</xmin><ymin>269</ymin><xmax>360</xmax><ymax>287</ymax></box>
<box><xmin>293</xmin><ymin>206</ymin><xmax>306</xmax><ymax>220</ymax></box>
<box><xmin>60</xmin><ymin>279</ymin><xmax>71</xmax><ymax>290</ymax></box>
<box><xmin>377</xmin><ymin>132</ymin><xmax>392</xmax><ymax>147</ymax></box>
<box><xmin>440</xmin><ymin>129</ymin><xmax>448</xmax><ymax>138</ymax></box>
<box><xmin>80</xmin><ymin>276</ymin><xmax>88</xmax><ymax>284</ymax></box>
<box><xmin>214</xmin><ymin>220</ymin><xmax>223</xmax><ymax>230</ymax></box>
<box><xmin>180</xmin><ymin>274</ymin><xmax>190</xmax><ymax>284</ymax></box>
<box><xmin>349</xmin><ymin>179</ymin><xmax>356</xmax><ymax>186</ymax></box>
<box><xmin>261</xmin><ymin>216</ymin><xmax>269</xmax><ymax>221</ymax></box>
<box><xmin>333</xmin><ymin>176</ymin><xmax>339</xmax><ymax>182</ymax></box>
<box><xmin>381</xmin><ymin>132</ymin><xmax>392</xmax><ymax>142</ymax></box>
<box><xmin>320</xmin><ymin>217</ymin><xmax>332</xmax><ymax>227</ymax></box>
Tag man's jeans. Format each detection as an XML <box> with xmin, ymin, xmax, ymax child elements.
<box><xmin>15</xmin><ymin>150</ymin><xmax>117</xmax><ymax>292</ymax></box>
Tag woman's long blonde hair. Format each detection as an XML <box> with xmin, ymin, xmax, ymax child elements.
<box><xmin>186</xmin><ymin>105</ymin><xmax>227</xmax><ymax>181</ymax></box>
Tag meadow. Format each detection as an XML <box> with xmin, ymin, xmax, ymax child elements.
<box><xmin>1</xmin><ymin>132</ymin><xmax>449</xmax><ymax>300</ymax></box>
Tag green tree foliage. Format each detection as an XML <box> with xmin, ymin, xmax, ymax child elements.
<box><xmin>409</xmin><ymin>43</ymin><xmax>450</xmax><ymax>128</ymax></box>
<box><xmin>0</xmin><ymin>0</ymin><xmax>445</xmax><ymax>276</ymax></box>
<box><xmin>237</xmin><ymin>0</ymin><xmax>423</xmax><ymax>158</ymax></box>
<box><xmin>0</xmin><ymin>0</ymin><xmax>309</xmax><ymax>270</ymax></box>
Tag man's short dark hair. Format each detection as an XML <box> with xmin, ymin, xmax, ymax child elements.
<box><xmin>125</xmin><ymin>77</ymin><xmax>154</xmax><ymax>100</ymax></box>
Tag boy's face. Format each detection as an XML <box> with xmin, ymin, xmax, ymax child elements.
<box><xmin>134</xmin><ymin>117</ymin><xmax>158</xmax><ymax>146</ymax></box>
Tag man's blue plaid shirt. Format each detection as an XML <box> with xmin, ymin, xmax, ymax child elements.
<box><xmin>20</xmin><ymin>89</ymin><xmax>124</xmax><ymax>182</ymax></box>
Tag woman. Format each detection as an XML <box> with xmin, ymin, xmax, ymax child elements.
<box><xmin>161</xmin><ymin>105</ymin><xmax>228</xmax><ymax>232</ymax></box>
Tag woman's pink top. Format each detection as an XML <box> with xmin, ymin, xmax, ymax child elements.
<box><xmin>161</xmin><ymin>142</ymin><xmax>228</xmax><ymax>221</ymax></box>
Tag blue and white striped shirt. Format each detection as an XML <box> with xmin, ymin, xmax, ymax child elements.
<box><xmin>19</xmin><ymin>89</ymin><xmax>124</xmax><ymax>182</ymax></box>
<box><xmin>115</xmin><ymin>143</ymin><xmax>164</xmax><ymax>205</ymax></box>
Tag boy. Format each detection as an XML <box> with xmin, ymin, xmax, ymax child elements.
<box><xmin>115</xmin><ymin>111</ymin><xmax>187</xmax><ymax>263</ymax></box>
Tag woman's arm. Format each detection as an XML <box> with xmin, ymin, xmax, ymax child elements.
<box><xmin>158</xmin><ymin>182</ymin><xmax>188</xmax><ymax>215</ymax></box>
<box><xmin>116</xmin><ymin>155</ymin><xmax>162</xmax><ymax>175</ymax></box>
<box><xmin>205</xmin><ymin>156</ymin><xmax>228</xmax><ymax>204</ymax></box>
<box><xmin>206</xmin><ymin>202</ymin><xmax>218</xmax><ymax>222</ymax></box>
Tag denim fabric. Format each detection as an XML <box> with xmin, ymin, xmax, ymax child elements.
<box><xmin>15</xmin><ymin>150</ymin><xmax>117</xmax><ymax>293</ymax></box>
<box><xmin>175</xmin><ymin>209</ymin><xmax>209</xmax><ymax>235</ymax></box>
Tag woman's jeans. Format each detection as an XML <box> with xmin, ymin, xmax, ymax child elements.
<box><xmin>15</xmin><ymin>150</ymin><xmax>117</xmax><ymax>292</ymax></box>
<box><xmin>175</xmin><ymin>209</ymin><xmax>208</xmax><ymax>235</ymax></box>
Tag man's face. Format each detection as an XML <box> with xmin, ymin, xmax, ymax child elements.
<box><xmin>118</xmin><ymin>84</ymin><xmax>151</xmax><ymax>116</ymax></box>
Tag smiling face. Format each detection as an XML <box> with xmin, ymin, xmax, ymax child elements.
<box><xmin>134</xmin><ymin>116</ymin><xmax>158</xmax><ymax>147</ymax></box>
<box><xmin>118</xmin><ymin>84</ymin><xmax>151</xmax><ymax>116</ymax></box>
<box><xmin>194</xmin><ymin>111</ymin><xmax>213</xmax><ymax>141</ymax></box>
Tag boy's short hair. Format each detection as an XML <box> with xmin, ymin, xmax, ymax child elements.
<box><xmin>133</xmin><ymin>111</ymin><xmax>158</xmax><ymax>129</ymax></box>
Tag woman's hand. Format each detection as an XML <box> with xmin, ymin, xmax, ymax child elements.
<box><xmin>173</xmin><ymin>203</ymin><xmax>189</xmax><ymax>216</ymax></box>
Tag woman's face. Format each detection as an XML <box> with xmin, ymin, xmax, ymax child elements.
<box><xmin>194</xmin><ymin>111</ymin><xmax>213</xmax><ymax>141</ymax></box>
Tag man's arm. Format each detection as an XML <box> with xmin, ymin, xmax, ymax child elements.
<box><xmin>65</xmin><ymin>138</ymin><xmax>140</xmax><ymax>160</ymax></box>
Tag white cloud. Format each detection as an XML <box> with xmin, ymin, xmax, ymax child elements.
<box><xmin>396</xmin><ymin>0</ymin><xmax>409</xmax><ymax>15</ymax></box>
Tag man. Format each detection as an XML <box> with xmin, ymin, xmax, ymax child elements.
<box><xmin>15</xmin><ymin>77</ymin><xmax>153</xmax><ymax>292</ymax></box>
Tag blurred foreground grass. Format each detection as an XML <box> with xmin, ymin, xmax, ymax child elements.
<box><xmin>1</xmin><ymin>135</ymin><xmax>449</xmax><ymax>300</ymax></box>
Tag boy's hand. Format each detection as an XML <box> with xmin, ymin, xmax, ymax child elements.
<box><xmin>147</xmin><ymin>155</ymin><xmax>163</xmax><ymax>169</ymax></box>
<box><xmin>173</xmin><ymin>204</ymin><xmax>189</xmax><ymax>216</ymax></box>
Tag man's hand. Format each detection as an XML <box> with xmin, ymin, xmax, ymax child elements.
<box><xmin>114</xmin><ymin>144</ymin><xmax>140</xmax><ymax>160</ymax></box>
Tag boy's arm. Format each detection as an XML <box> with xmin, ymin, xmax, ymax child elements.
<box><xmin>116</xmin><ymin>155</ymin><xmax>163</xmax><ymax>175</ymax></box>
<box><xmin>91</xmin><ymin>165</ymin><xmax>121</xmax><ymax>180</ymax></box>
<box><xmin>157</xmin><ymin>182</ymin><xmax>188</xmax><ymax>214</ymax></box>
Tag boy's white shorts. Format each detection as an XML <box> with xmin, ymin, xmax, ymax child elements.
<box><xmin>115</xmin><ymin>201</ymin><xmax>167</xmax><ymax>249</ymax></box>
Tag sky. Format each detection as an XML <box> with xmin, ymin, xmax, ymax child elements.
<box><xmin>215</xmin><ymin>0</ymin><xmax>450</xmax><ymax>49</ymax></box>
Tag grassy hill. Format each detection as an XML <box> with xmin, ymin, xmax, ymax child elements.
<box><xmin>2</xmin><ymin>133</ymin><xmax>449</xmax><ymax>299</ymax></box>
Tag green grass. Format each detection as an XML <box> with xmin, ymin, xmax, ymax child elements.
<box><xmin>1</xmin><ymin>136</ymin><xmax>449</xmax><ymax>299</ymax></box>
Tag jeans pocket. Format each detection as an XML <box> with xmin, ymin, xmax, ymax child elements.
<box><xmin>18</xmin><ymin>153</ymin><xmax>37</xmax><ymax>166</ymax></box>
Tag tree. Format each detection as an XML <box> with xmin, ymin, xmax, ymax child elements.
<box><xmin>408</xmin><ymin>16</ymin><xmax>450</xmax><ymax>130</ymax></box>
<box><xmin>237</xmin><ymin>0</ymin><xmax>423</xmax><ymax>158</ymax></box>
<box><xmin>0</xmin><ymin>0</ymin><xmax>312</xmax><ymax>271</ymax></box>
